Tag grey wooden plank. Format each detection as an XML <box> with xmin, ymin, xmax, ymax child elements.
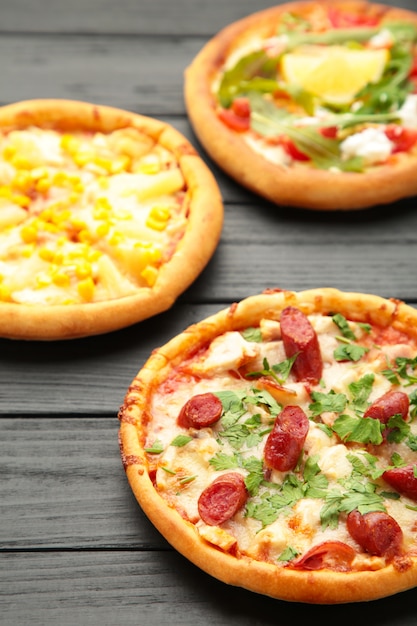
<box><xmin>2</xmin><ymin>0</ymin><xmax>416</xmax><ymax>35</ymax></box>
<box><xmin>2</xmin><ymin>550</ymin><xmax>417</xmax><ymax>626</ymax></box>
<box><xmin>0</xmin><ymin>33</ymin><xmax>201</xmax><ymax>115</ymax></box>
<box><xmin>0</xmin><ymin>417</ymin><xmax>168</xmax><ymax>549</ymax></box>
<box><xmin>0</xmin><ymin>304</ymin><xmax>222</xmax><ymax>415</ymax></box>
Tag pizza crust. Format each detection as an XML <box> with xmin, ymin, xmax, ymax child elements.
<box><xmin>184</xmin><ymin>1</ymin><xmax>417</xmax><ymax>210</ymax></box>
<box><xmin>0</xmin><ymin>99</ymin><xmax>223</xmax><ymax>340</ymax></box>
<box><xmin>119</xmin><ymin>288</ymin><xmax>417</xmax><ymax>604</ymax></box>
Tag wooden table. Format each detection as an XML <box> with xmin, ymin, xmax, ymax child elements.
<box><xmin>2</xmin><ymin>1</ymin><xmax>417</xmax><ymax>623</ymax></box>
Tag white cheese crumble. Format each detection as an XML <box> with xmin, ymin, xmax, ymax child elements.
<box><xmin>397</xmin><ymin>94</ymin><xmax>417</xmax><ymax>128</ymax></box>
<box><xmin>340</xmin><ymin>127</ymin><xmax>394</xmax><ymax>165</ymax></box>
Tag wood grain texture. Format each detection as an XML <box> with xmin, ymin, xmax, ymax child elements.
<box><xmin>2</xmin><ymin>0</ymin><xmax>417</xmax><ymax>623</ymax></box>
<box><xmin>2</xmin><ymin>0</ymin><xmax>416</xmax><ymax>35</ymax></box>
<box><xmin>3</xmin><ymin>550</ymin><xmax>417</xmax><ymax>626</ymax></box>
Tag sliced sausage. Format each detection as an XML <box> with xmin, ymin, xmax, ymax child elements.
<box><xmin>280</xmin><ymin>306</ymin><xmax>323</xmax><ymax>384</ymax></box>
<box><xmin>364</xmin><ymin>390</ymin><xmax>409</xmax><ymax>424</ymax></box>
<box><xmin>177</xmin><ymin>393</ymin><xmax>223</xmax><ymax>429</ymax></box>
<box><xmin>383</xmin><ymin>464</ymin><xmax>417</xmax><ymax>501</ymax></box>
<box><xmin>264</xmin><ymin>405</ymin><xmax>309</xmax><ymax>472</ymax></box>
<box><xmin>198</xmin><ymin>472</ymin><xmax>248</xmax><ymax>526</ymax></box>
<box><xmin>290</xmin><ymin>541</ymin><xmax>356</xmax><ymax>571</ymax></box>
<box><xmin>346</xmin><ymin>510</ymin><xmax>403</xmax><ymax>558</ymax></box>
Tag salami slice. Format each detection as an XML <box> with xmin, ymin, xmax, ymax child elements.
<box><xmin>280</xmin><ymin>306</ymin><xmax>323</xmax><ymax>384</ymax></box>
<box><xmin>177</xmin><ymin>393</ymin><xmax>223</xmax><ymax>428</ymax></box>
<box><xmin>198</xmin><ymin>472</ymin><xmax>248</xmax><ymax>526</ymax></box>
<box><xmin>264</xmin><ymin>405</ymin><xmax>309</xmax><ymax>471</ymax></box>
<box><xmin>347</xmin><ymin>510</ymin><xmax>403</xmax><ymax>558</ymax></box>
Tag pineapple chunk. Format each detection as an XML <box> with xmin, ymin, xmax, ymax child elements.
<box><xmin>0</xmin><ymin>201</ymin><xmax>28</xmax><ymax>230</ymax></box>
<box><xmin>135</xmin><ymin>168</ymin><xmax>184</xmax><ymax>200</ymax></box>
<box><xmin>95</xmin><ymin>255</ymin><xmax>138</xmax><ymax>298</ymax></box>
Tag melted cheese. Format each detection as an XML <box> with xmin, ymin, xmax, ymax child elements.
<box><xmin>0</xmin><ymin>127</ymin><xmax>187</xmax><ymax>305</ymax></box>
<box><xmin>147</xmin><ymin>313</ymin><xmax>417</xmax><ymax>571</ymax></box>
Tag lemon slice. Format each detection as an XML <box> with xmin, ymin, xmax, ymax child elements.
<box><xmin>281</xmin><ymin>45</ymin><xmax>389</xmax><ymax>105</ymax></box>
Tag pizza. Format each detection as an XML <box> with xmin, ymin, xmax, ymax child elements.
<box><xmin>119</xmin><ymin>288</ymin><xmax>417</xmax><ymax>604</ymax></box>
<box><xmin>0</xmin><ymin>99</ymin><xmax>223</xmax><ymax>340</ymax></box>
<box><xmin>184</xmin><ymin>1</ymin><xmax>417</xmax><ymax>210</ymax></box>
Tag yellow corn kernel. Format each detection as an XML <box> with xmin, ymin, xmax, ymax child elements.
<box><xmin>11</xmin><ymin>154</ymin><xmax>33</xmax><ymax>170</ymax></box>
<box><xmin>12</xmin><ymin>194</ymin><xmax>31</xmax><ymax>208</ymax></box>
<box><xmin>93</xmin><ymin>202</ymin><xmax>112</xmax><ymax>221</ymax></box>
<box><xmin>141</xmin><ymin>265</ymin><xmax>158</xmax><ymax>287</ymax></box>
<box><xmin>36</xmin><ymin>272</ymin><xmax>52</xmax><ymax>288</ymax></box>
<box><xmin>70</xmin><ymin>217</ymin><xmax>87</xmax><ymax>232</ymax></box>
<box><xmin>0</xmin><ymin>284</ymin><xmax>12</xmax><ymax>301</ymax></box>
<box><xmin>75</xmin><ymin>260</ymin><xmax>92</xmax><ymax>280</ymax></box>
<box><xmin>145</xmin><ymin>205</ymin><xmax>171</xmax><ymax>231</ymax></box>
<box><xmin>145</xmin><ymin>216</ymin><xmax>166</xmax><ymax>231</ymax></box>
<box><xmin>96</xmin><ymin>222</ymin><xmax>110</xmax><ymax>237</ymax></box>
<box><xmin>73</xmin><ymin>151</ymin><xmax>95</xmax><ymax>167</ymax></box>
<box><xmin>52</xmin><ymin>250</ymin><xmax>64</xmax><ymax>265</ymax></box>
<box><xmin>3</xmin><ymin>144</ymin><xmax>16</xmax><ymax>161</ymax></box>
<box><xmin>35</xmin><ymin>177</ymin><xmax>52</xmax><ymax>193</ymax></box>
<box><xmin>39</xmin><ymin>207</ymin><xmax>53</xmax><ymax>223</ymax></box>
<box><xmin>77</xmin><ymin>277</ymin><xmax>95</xmax><ymax>301</ymax></box>
<box><xmin>78</xmin><ymin>229</ymin><xmax>94</xmax><ymax>244</ymax></box>
<box><xmin>93</xmin><ymin>156</ymin><xmax>113</xmax><ymax>172</ymax></box>
<box><xmin>95</xmin><ymin>197</ymin><xmax>112</xmax><ymax>212</ymax></box>
<box><xmin>97</xmin><ymin>176</ymin><xmax>109</xmax><ymax>189</ymax></box>
<box><xmin>42</xmin><ymin>222</ymin><xmax>60</xmax><ymax>234</ymax></box>
<box><xmin>114</xmin><ymin>209</ymin><xmax>132</xmax><ymax>220</ymax></box>
<box><xmin>20</xmin><ymin>223</ymin><xmax>38</xmax><ymax>244</ymax></box>
<box><xmin>60</xmin><ymin>134</ymin><xmax>80</xmax><ymax>154</ymax></box>
<box><xmin>136</xmin><ymin>157</ymin><xmax>160</xmax><ymax>174</ymax></box>
<box><xmin>88</xmin><ymin>249</ymin><xmax>102</xmax><ymax>263</ymax></box>
<box><xmin>111</xmin><ymin>155</ymin><xmax>130</xmax><ymax>174</ymax></box>
<box><xmin>22</xmin><ymin>244</ymin><xmax>35</xmax><ymax>258</ymax></box>
<box><xmin>39</xmin><ymin>247</ymin><xmax>55</xmax><ymax>262</ymax></box>
<box><xmin>52</xmin><ymin>271</ymin><xmax>71</xmax><ymax>287</ymax></box>
<box><xmin>51</xmin><ymin>209</ymin><xmax>71</xmax><ymax>225</ymax></box>
<box><xmin>108</xmin><ymin>231</ymin><xmax>124</xmax><ymax>246</ymax></box>
<box><xmin>135</xmin><ymin>242</ymin><xmax>162</xmax><ymax>263</ymax></box>
<box><xmin>12</xmin><ymin>170</ymin><xmax>33</xmax><ymax>192</ymax></box>
<box><xmin>0</xmin><ymin>186</ymin><xmax>12</xmax><ymax>198</ymax></box>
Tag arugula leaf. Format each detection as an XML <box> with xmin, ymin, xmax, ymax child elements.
<box><xmin>250</xmin><ymin>104</ymin><xmax>364</xmax><ymax>171</ymax></box>
<box><xmin>217</xmin><ymin>50</ymin><xmax>281</xmax><ymax>107</ymax></box>
<box><xmin>332</xmin><ymin>414</ymin><xmax>383</xmax><ymax>445</ymax></box>
<box><xmin>309</xmin><ymin>389</ymin><xmax>347</xmax><ymax>417</ymax></box>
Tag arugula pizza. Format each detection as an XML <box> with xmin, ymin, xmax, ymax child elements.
<box><xmin>185</xmin><ymin>1</ymin><xmax>417</xmax><ymax>210</ymax></box>
<box><xmin>0</xmin><ymin>99</ymin><xmax>223</xmax><ymax>339</ymax></box>
<box><xmin>119</xmin><ymin>288</ymin><xmax>417</xmax><ymax>604</ymax></box>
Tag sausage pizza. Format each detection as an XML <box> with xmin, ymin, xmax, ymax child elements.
<box><xmin>0</xmin><ymin>99</ymin><xmax>223</xmax><ymax>340</ymax></box>
<box><xmin>119</xmin><ymin>288</ymin><xmax>417</xmax><ymax>604</ymax></box>
<box><xmin>185</xmin><ymin>1</ymin><xmax>417</xmax><ymax>210</ymax></box>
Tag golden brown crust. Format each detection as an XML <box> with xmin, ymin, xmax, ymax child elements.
<box><xmin>0</xmin><ymin>99</ymin><xmax>223</xmax><ymax>340</ymax></box>
<box><xmin>119</xmin><ymin>287</ymin><xmax>417</xmax><ymax>604</ymax></box>
<box><xmin>184</xmin><ymin>1</ymin><xmax>417</xmax><ymax>211</ymax></box>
